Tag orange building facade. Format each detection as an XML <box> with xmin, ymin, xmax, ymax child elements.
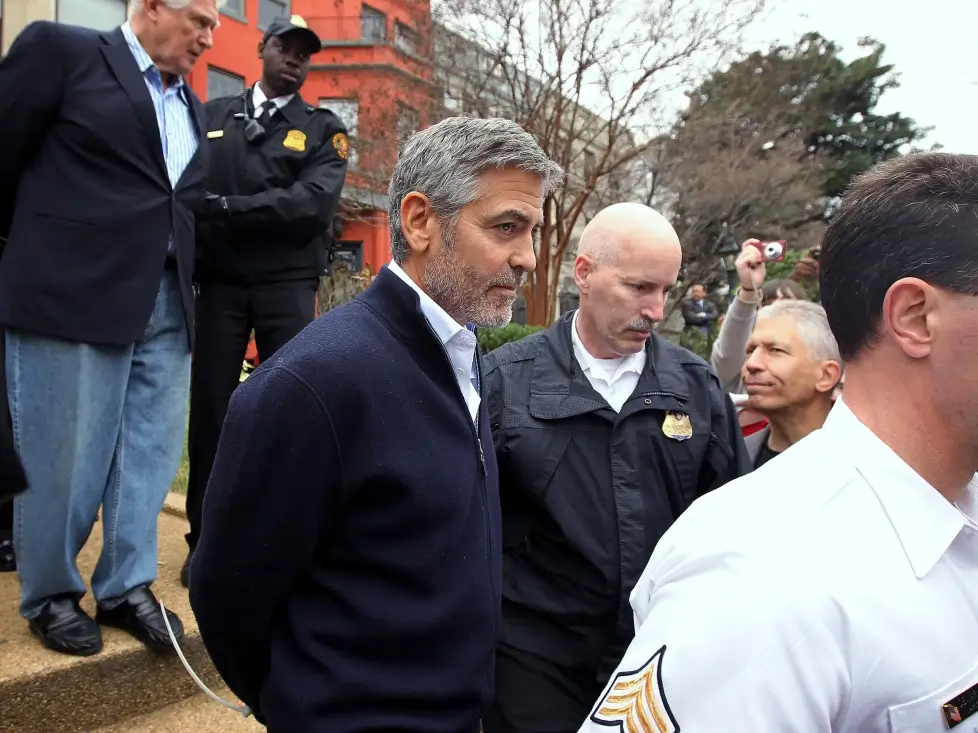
<box><xmin>188</xmin><ymin>0</ymin><xmax>433</xmax><ymax>273</ymax></box>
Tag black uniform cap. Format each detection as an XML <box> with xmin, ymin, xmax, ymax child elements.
<box><xmin>262</xmin><ymin>15</ymin><xmax>322</xmax><ymax>56</ymax></box>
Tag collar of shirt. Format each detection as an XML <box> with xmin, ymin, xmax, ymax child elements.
<box><xmin>571</xmin><ymin>310</ymin><xmax>645</xmax><ymax>386</ymax></box>
<box><xmin>252</xmin><ymin>83</ymin><xmax>294</xmax><ymax>115</ymax></box>
<box><xmin>825</xmin><ymin>399</ymin><xmax>978</xmax><ymax>579</ymax></box>
<box><xmin>387</xmin><ymin>260</ymin><xmax>477</xmax><ymax>365</ymax></box>
<box><xmin>121</xmin><ymin>23</ymin><xmax>185</xmax><ymax>93</ymax></box>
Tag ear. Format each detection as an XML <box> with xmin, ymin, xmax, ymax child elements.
<box><xmin>814</xmin><ymin>360</ymin><xmax>843</xmax><ymax>395</ymax></box>
<box><xmin>257</xmin><ymin>40</ymin><xmax>266</xmax><ymax>57</ymax></box>
<box><xmin>881</xmin><ymin>277</ymin><xmax>937</xmax><ymax>359</ymax></box>
<box><xmin>142</xmin><ymin>0</ymin><xmax>162</xmax><ymax>20</ymax></box>
<box><xmin>573</xmin><ymin>254</ymin><xmax>595</xmax><ymax>294</ymax></box>
<box><xmin>399</xmin><ymin>192</ymin><xmax>436</xmax><ymax>259</ymax></box>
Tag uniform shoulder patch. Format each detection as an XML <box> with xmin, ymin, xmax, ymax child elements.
<box><xmin>332</xmin><ymin>132</ymin><xmax>349</xmax><ymax>160</ymax></box>
<box><xmin>590</xmin><ymin>645</ymin><xmax>679</xmax><ymax>733</ymax></box>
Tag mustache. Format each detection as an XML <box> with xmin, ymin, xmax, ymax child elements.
<box><xmin>626</xmin><ymin>317</ymin><xmax>656</xmax><ymax>332</ymax></box>
<box><xmin>486</xmin><ymin>269</ymin><xmax>527</xmax><ymax>290</ymax></box>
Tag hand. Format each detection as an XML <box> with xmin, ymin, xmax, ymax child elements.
<box><xmin>191</xmin><ymin>192</ymin><xmax>227</xmax><ymax>221</ymax></box>
<box><xmin>736</xmin><ymin>239</ymin><xmax>766</xmax><ymax>293</ymax></box>
<box><xmin>790</xmin><ymin>256</ymin><xmax>819</xmax><ymax>282</ymax></box>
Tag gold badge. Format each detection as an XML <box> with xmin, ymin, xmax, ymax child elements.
<box><xmin>290</xmin><ymin>14</ymin><xmax>308</xmax><ymax>28</ymax></box>
<box><xmin>332</xmin><ymin>132</ymin><xmax>349</xmax><ymax>160</ymax></box>
<box><xmin>283</xmin><ymin>129</ymin><xmax>306</xmax><ymax>152</ymax></box>
<box><xmin>206</xmin><ymin>129</ymin><xmax>224</xmax><ymax>139</ymax></box>
<box><xmin>661</xmin><ymin>412</ymin><xmax>692</xmax><ymax>441</ymax></box>
<box><xmin>591</xmin><ymin>645</ymin><xmax>679</xmax><ymax>733</ymax></box>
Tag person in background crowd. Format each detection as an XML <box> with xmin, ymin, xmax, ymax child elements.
<box><xmin>0</xmin><ymin>0</ymin><xmax>216</xmax><ymax>655</ymax></box>
<box><xmin>741</xmin><ymin>300</ymin><xmax>842</xmax><ymax>468</ymax></box>
<box><xmin>680</xmin><ymin>283</ymin><xmax>718</xmax><ymax>336</ymax></box>
<box><xmin>711</xmin><ymin>238</ymin><xmax>814</xmax><ymax>392</ymax></box>
<box><xmin>481</xmin><ymin>203</ymin><xmax>750</xmax><ymax>733</ymax></box>
<box><xmin>190</xmin><ymin>117</ymin><xmax>564</xmax><ymax>733</ymax></box>
<box><xmin>578</xmin><ymin>152</ymin><xmax>978</xmax><ymax>733</ymax></box>
<box><xmin>182</xmin><ymin>14</ymin><xmax>348</xmax><ymax>587</ymax></box>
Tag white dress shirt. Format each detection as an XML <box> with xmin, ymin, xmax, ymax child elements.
<box><xmin>578</xmin><ymin>399</ymin><xmax>978</xmax><ymax>733</ymax></box>
<box><xmin>571</xmin><ymin>311</ymin><xmax>645</xmax><ymax>412</ymax></box>
<box><xmin>251</xmin><ymin>83</ymin><xmax>294</xmax><ymax>118</ymax></box>
<box><xmin>388</xmin><ymin>262</ymin><xmax>480</xmax><ymax>423</ymax></box>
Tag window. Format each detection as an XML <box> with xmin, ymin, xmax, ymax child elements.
<box><xmin>319</xmin><ymin>98</ymin><xmax>359</xmax><ymax>167</ymax></box>
<box><xmin>360</xmin><ymin>4</ymin><xmax>386</xmax><ymax>42</ymax></box>
<box><xmin>258</xmin><ymin>0</ymin><xmax>288</xmax><ymax>30</ymax></box>
<box><xmin>221</xmin><ymin>0</ymin><xmax>245</xmax><ymax>18</ymax></box>
<box><xmin>396</xmin><ymin>104</ymin><xmax>419</xmax><ymax>145</ymax></box>
<box><xmin>394</xmin><ymin>22</ymin><xmax>419</xmax><ymax>56</ymax></box>
<box><xmin>207</xmin><ymin>66</ymin><xmax>245</xmax><ymax>101</ymax></box>
<box><xmin>57</xmin><ymin>0</ymin><xmax>127</xmax><ymax>31</ymax></box>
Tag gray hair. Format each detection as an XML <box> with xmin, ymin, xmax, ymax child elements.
<box><xmin>129</xmin><ymin>0</ymin><xmax>225</xmax><ymax>16</ymax></box>
<box><xmin>387</xmin><ymin>116</ymin><xmax>565</xmax><ymax>264</ymax></box>
<box><xmin>756</xmin><ymin>299</ymin><xmax>842</xmax><ymax>365</ymax></box>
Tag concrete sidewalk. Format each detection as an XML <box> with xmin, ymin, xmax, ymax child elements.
<box><xmin>0</xmin><ymin>495</ymin><xmax>234</xmax><ymax>733</ymax></box>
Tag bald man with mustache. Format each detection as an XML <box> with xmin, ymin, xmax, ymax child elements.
<box><xmin>481</xmin><ymin>203</ymin><xmax>751</xmax><ymax>733</ymax></box>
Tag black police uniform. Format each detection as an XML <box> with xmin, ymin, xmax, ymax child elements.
<box><xmin>480</xmin><ymin>312</ymin><xmax>751</xmax><ymax>733</ymax></box>
<box><xmin>186</xmin><ymin>87</ymin><xmax>348</xmax><ymax>554</ymax></box>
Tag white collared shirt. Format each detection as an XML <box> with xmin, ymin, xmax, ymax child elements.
<box><xmin>388</xmin><ymin>261</ymin><xmax>480</xmax><ymax>424</ymax></box>
<box><xmin>571</xmin><ymin>310</ymin><xmax>645</xmax><ymax>412</ymax></box>
<box><xmin>580</xmin><ymin>399</ymin><xmax>978</xmax><ymax>733</ymax></box>
<box><xmin>251</xmin><ymin>83</ymin><xmax>294</xmax><ymax>118</ymax></box>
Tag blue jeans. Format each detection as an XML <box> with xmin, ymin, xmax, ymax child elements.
<box><xmin>8</xmin><ymin>271</ymin><xmax>190</xmax><ymax>618</ymax></box>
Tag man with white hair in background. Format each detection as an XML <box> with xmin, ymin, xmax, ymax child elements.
<box><xmin>741</xmin><ymin>300</ymin><xmax>842</xmax><ymax>468</ymax></box>
<box><xmin>481</xmin><ymin>203</ymin><xmax>750</xmax><ymax>733</ymax></box>
<box><xmin>0</xmin><ymin>0</ymin><xmax>217</xmax><ymax>656</ymax></box>
<box><xmin>191</xmin><ymin>117</ymin><xmax>564</xmax><ymax>733</ymax></box>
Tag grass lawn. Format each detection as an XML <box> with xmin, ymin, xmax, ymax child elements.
<box><xmin>172</xmin><ymin>435</ymin><xmax>189</xmax><ymax>495</ymax></box>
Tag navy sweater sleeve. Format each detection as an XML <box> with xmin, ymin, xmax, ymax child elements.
<box><xmin>189</xmin><ymin>365</ymin><xmax>344</xmax><ymax>715</ymax></box>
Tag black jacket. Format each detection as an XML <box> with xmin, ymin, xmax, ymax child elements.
<box><xmin>484</xmin><ymin>312</ymin><xmax>750</xmax><ymax>680</ymax></box>
<box><xmin>190</xmin><ymin>265</ymin><xmax>500</xmax><ymax>733</ymax></box>
<box><xmin>0</xmin><ymin>22</ymin><xmax>205</xmax><ymax>348</ymax></box>
<box><xmin>194</xmin><ymin>91</ymin><xmax>348</xmax><ymax>284</ymax></box>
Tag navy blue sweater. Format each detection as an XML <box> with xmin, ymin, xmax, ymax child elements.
<box><xmin>190</xmin><ymin>266</ymin><xmax>501</xmax><ymax>733</ymax></box>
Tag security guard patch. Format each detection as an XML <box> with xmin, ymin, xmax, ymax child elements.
<box><xmin>284</xmin><ymin>129</ymin><xmax>307</xmax><ymax>152</ymax></box>
<box><xmin>590</xmin><ymin>645</ymin><xmax>679</xmax><ymax>732</ymax></box>
<box><xmin>332</xmin><ymin>132</ymin><xmax>349</xmax><ymax>160</ymax></box>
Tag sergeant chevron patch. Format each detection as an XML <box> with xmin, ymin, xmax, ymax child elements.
<box><xmin>590</xmin><ymin>645</ymin><xmax>679</xmax><ymax>733</ymax></box>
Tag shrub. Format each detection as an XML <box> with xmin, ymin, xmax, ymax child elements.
<box><xmin>478</xmin><ymin>323</ymin><xmax>544</xmax><ymax>353</ymax></box>
<box><xmin>679</xmin><ymin>323</ymin><xmax>719</xmax><ymax>360</ymax></box>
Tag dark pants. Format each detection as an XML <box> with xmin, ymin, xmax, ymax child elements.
<box><xmin>185</xmin><ymin>278</ymin><xmax>318</xmax><ymax>550</ymax></box>
<box><xmin>482</xmin><ymin>645</ymin><xmax>606</xmax><ymax>733</ymax></box>
<box><xmin>1</xmin><ymin>324</ymin><xmax>26</xmax><ymax>522</ymax></box>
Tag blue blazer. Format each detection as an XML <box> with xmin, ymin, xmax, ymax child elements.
<box><xmin>0</xmin><ymin>21</ymin><xmax>207</xmax><ymax>347</ymax></box>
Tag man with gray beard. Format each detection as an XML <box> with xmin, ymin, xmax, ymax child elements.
<box><xmin>481</xmin><ymin>203</ymin><xmax>750</xmax><ymax>733</ymax></box>
<box><xmin>190</xmin><ymin>116</ymin><xmax>563</xmax><ymax>733</ymax></box>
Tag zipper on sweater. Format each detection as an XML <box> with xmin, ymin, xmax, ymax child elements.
<box><xmin>422</xmin><ymin>320</ymin><xmax>486</xmax><ymax>474</ymax></box>
<box><xmin>422</xmin><ymin>320</ymin><xmax>493</xmax><ymax>569</ymax></box>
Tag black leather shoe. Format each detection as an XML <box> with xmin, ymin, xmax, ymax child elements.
<box><xmin>96</xmin><ymin>585</ymin><xmax>183</xmax><ymax>652</ymax></box>
<box><xmin>0</xmin><ymin>530</ymin><xmax>14</xmax><ymax>573</ymax></box>
<box><xmin>180</xmin><ymin>552</ymin><xmax>192</xmax><ymax>589</ymax></box>
<box><xmin>28</xmin><ymin>596</ymin><xmax>103</xmax><ymax>656</ymax></box>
